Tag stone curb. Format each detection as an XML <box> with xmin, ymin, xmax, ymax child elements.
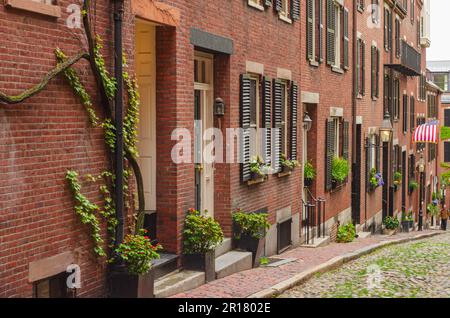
<box><xmin>247</xmin><ymin>231</ymin><xmax>444</xmax><ymax>298</ymax></box>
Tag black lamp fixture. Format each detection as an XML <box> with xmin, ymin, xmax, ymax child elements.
<box><xmin>303</xmin><ymin>112</ymin><xmax>313</xmax><ymax>132</ymax></box>
<box><xmin>214</xmin><ymin>97</ymin><xmax>225</xmax><ymax>116</ymax></box>
<box><xmin>379</xmin><ymin>111</ymin><xmax>393</xmax><ymax>143</ymax></box>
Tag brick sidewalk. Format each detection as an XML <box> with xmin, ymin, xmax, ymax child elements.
<box><xmin>172</xmin><ymin>230</ymin><xmax>440</xmax><ymax>298</ymax></box>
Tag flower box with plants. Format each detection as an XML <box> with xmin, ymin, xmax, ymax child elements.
<box><xmin>280</xmin><ymin>153</ymin><xmax>300</xmax><ymax>174</ymax></box>
<box><xmin>183</xmin><ymin>208</ymin><xmax>224</xmax><ymax>282</ymax></box>
<box><xmin>232</xmin><ymin>210</ymin><xmax>270</xmax><ymax>267</ymax></box>
<box><xmin>249</xmin><ymin>156</ymin><xmax>271</xmax><ymax>182</ymax></box>
<box><xmin>401</xmin><ymin>211</ymin><xmax>415</xmax><ymax>233</ymax></box>
<box><xmin>382</xmin><ymin>216</ymin><xmax>400</xmax><ymax>235</ymax></box>
<box><xmin>303</xmin><ymin>160</ymin><xmax>316</xmax><ymax>187</ymax></box>
<box><xmin>110</xmin><ymin>229</ymin><xmax>162</xmax><ymax>298</ymax></box>
<box><xmin>409</xmin><ymin>180</ymin><xmax>419</xmax><ymax>194</ymax></box>
<box><xmin>393</xmin><ymin>171</ymin><xmax>402</xmax><ymax>190</ymax></box>
<box><xmin>368</xmin><ymin>168</ymin><xmax>384</xmax><ymax>192</ymax></box>
<box><xmin>336</xmin><ymin>223</ymin><xmax>356</xmax><ymax>243</ymax></box>
<box><xmin>331</xmin><ymin>157</ymin><xmax>349</xmax><ymax>188</ymax></box>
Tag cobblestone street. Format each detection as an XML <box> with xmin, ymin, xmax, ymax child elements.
<box><xmin>280</xmin><ymin>232</ymin><xmax>450</xmax><ymax>298</ymax></box>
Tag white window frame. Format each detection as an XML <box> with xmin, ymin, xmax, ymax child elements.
<box><xmin>369</xmin><ymin>134</ymin><xmax>376</xmax><ymax>170</ymax></box>
<box><xmin>333</xmin><ymin>117</ymin><xmax>341</xmax><ymax>156</ymax></box>
<box><xmin>279</xmin><ymin>0</ymin><xmax>292</xmax><ymax>23</ymax></box>
<box><xmin>248</xmin><ymin>0</ymin><xmax>265</xmax><ymax>11</ymax></box>
<box><xmin>280</xmin><ymin>80</ymin><xmax>289</xmax><ymax>156</ymax></box>
<box><xmin>334</xmin><ymin>3</ymin><xmax>341</xmax><ymax>69</ymax></box>
<box><xmin>249</xmin><ymin>74</ymin><xmax>262</xmax><ymax>158</ymax></box>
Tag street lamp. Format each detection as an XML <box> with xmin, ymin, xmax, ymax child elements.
<box><xmin>379</xmin><ymin>111</ymin><xmax>393</xmax><ymax>143</ymax></box>
<box><xmin>303</xmin><ymin>113</ymin><xmax>312</xmax><ymax>132</ymax></box>
<box><xmin>418</xmin><ymin>155</ymin><xmax>425</xmax><ymax>231</ymax></box>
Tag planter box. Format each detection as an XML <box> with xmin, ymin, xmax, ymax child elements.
<box><xmin>183</xmin><ymin>250</ymin><xmax>215</xmax><ymax>282</ymax></box>
<box><xmin>110</xmin><ymin>268</ymin><xmax>154</xmax><ymax>298</ymax></box>
<box><xmin>304</xmin><ymin>178</ymin><xmax>313</xmax><ymax>188</ymax></box>
<box><xmin>234</xmin><ymin>232</ymin><xmax>265</xmax><ymax>267</ymax></box>
<box><xmin>382</xmin><ymin>228</ymin><xmax>398</xmax><ymax>236</ymax></box>
<box><xmin>401</xmin><ymin>221</ymin><xmax>411</xmax><ymax>233</ymax></box>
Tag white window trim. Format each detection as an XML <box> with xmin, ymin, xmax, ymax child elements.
<box><xmin>333</xmin><ymin>117</ymin><xmax>341</xmax><ymax>156</ymax></box>
<box><xmin>333</xmin><ymin>3</ymin><xmax>341</xmax><ymax>69</ymax></box>
<box><xmin>248</xmin><ymin>0</ymin><xmax>265</xmax><ymax>11</ymax></box>
<box><xmin>280</xmin><ymin>80</ymin><xmax>289</xmax><ymax>156</ymax></box>
<box><xmin>279</xmin><ymin>0</ymin><xmax>292</xmax><ymax>23</ymax></box>
<box><xmin>249</xmin><ymin>74</ymin><xmax>262</xmax><ymax>158</ymax></box>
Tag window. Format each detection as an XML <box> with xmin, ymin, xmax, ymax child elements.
<box><xmin>368</xmin><ymin>134</ymin><xmax>377</xmax><ymax>171</ymax></box>
<box><xmin>325</xmin><ymin>116</ymin><xmax>349</xmax><ymax>190</ymax></box>
<box><xmin>333</xmin><ymin>117</ymin><xmax>340</xmax><ymax>156</ymax></box>
<box><xmin>383</xmin><ymin>71</ymin><xmax>391</xmax><ymax>114</ymax></box>
<box><xmin>356</xmin><ymin>38</ymin><xmax>366</xmax><ymax>96</ymax></box>
<box><xmin>445</xmin><ymin>109</ymin><xmax>450</xmax><ymax>127</ymax></box>
<box><xmin>307</xmin><ymin>0</ymin><xmax>325</xmax><ymax>64</ymax></box>
<box><xmin>427</xmin><ymin>94</ymin><xmax>437</xmax><ymax>119</ymax></box>
<box><xmin>416</xmin><ymin>117</ymin><xmax>426</xmax><ymax>152</ymax></box>
<box><xmin>393</xmin><ymin>78</ymin><xmax>400</xmax><ymax>120</ymax></box>
<box><xmin>428</xmin><ymin>143</ymin><xmax>436</xmax><ymax>162</ymax></box>
<box><xmin>403</xmin><ymin>94</ymin><xmax>408</xmax><ymax>134</ymax></box>
<box><xmin>433</xmin><ymin>73</ymin><xmax>449</xmax><ymax>92</ymax></box>
<box><xmin>279</xmin><ymin>0</ymin><xmax>291</xmax><ymax>21</ymax></box>
<box><xmin>410</xmin><ymin>95</ymin><xmax>415</xmax><ymax>132</ymax></box>
<box><xmin>357</xmin><ymin>0</ymin><xmax>364</xmax><ymax>11</ymax></box>
<box><xmin>326</xmin><ymin>0</ymin><xmax>348</xmax><ymax>70</ymax></box>
<box><xmin>392</xmin><ymin>145</ymin><xmax>401</xmax><ymax>184</ymax></box>
<box><xmin>445</xmin><ymin>142</ymin><xmax>450</xmax><ymax>163</ymax></box>
<box><xmin>410</xmin><ymin>0</ymin><xmax>415</xmax><ymax>24</ymax></box>
<box><xmin>280</xmin><ymin>80</ymin><xmax>289</xmax><ymax>156</ymax></box>
<box><xmin>248</xmin><ymin>0</ymin><xmax>265</xmax><ymax>10</ymax></box>
<box><xmin>371</xmin><ymin>0</ymin><xmax>380</xmax><ymax>24</ymax></box>
<box><xmin>371</xmin><ymin>45</ymin><xmax>380</xmax><ymax>99</ymax></box>
<box><xmin>418</xmin><ymin>74</ymin><xmax>426</xmax><ymax>101</ymax></box>
<box><xmin>333</xmin><ymin>3</ymin><xmax>341</xmax><ymax>68</ymax></box>
<box><xmin>34</xmin><ymin>272</ymin><xmax>75</xmax><ymax>298</ymax></box>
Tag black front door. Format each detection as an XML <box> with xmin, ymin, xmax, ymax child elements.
<box><xmin>351</xmin><ymin>124</ymin><xmax>362</xmax><ymax>224</ymax></box>
<box><xmin>382</xmin><ymin>142</ymin><xmax>389</xmax><ymax>219</ymax></box>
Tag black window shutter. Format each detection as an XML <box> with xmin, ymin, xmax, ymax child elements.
<box><xmin>325</xmin><ymin>118</ymin><xmax>335</xmax><ymax>191</ymax></box>
<box><xmin>343</xmin><ymin>8</ymin><xmax>349</xmax><ymax>69</ymax></box>
<box><xmin>388</xmin><ymin>10</ymin><xmax>393</xmax><ymax>50</ymax></box>
<box><xmin>291</xmin><ymin>0</ymin><xmax>300</xmax><ymax>21</ymax></box>
<box><xmin>365</xmin><ymin>137</ymin><xmax>370</xmax><ymax>191</ymax></box>
<box><xmin>375</xmin><ymin>134</ymin><xmax>380</xmax><ymax>172</ymax></box>
<box><xmin>290</xmin><ymin>82</ymin><xmax>299</xmax><ymax>161</ymax></box>
<box><xmin>318</xmin><ymin>0</ymin><xmax>324</xmax><ymax>62</ymax></box>
<box><xmin>356</xmin><ymin>39</ymin><xmax>360</xmax><ymax>95</ymax></box>
<box><xmin>262</xmin><ymin>77</ymin><xmax>272</xmax><ymax>165</ymax></box>
<box><xmin>361</xmin><ymin>40</ymin><xmax>366</xmax><ymax>95</ymax></box>
<box><xmin>444</xmin><ymin>109</ymin><xmax>450</xmax><ymax>127</ymax></box>
<box><xmin>307</xmin><ymin>0</ymin><xmax>314</xmax><ymax>61</ymax></box>
<box><xmin>395</xmin><ymin>19</ymin><xmax>400</xmax><ymax>57</ymax></box>
<box><xmin>445</xmin><ymin>143</ymin><xmax>450</xmax><ymax>163</ymax></box>
<box><xmin>376</xmin><ymin>48</ymin><xmax>380</xmax><ymax>98</ymax></box>
<box><xmin>275</xmin><ymin>0</ymin><xmax>282</xmax><ymax>12</ymax></box>
<box><xmin>326</xmin><ymin>0</ymin><xmax>336</xmax><ymax>66</ymax></box>
<box><xmin>384</xmin><ymin>8</ymin><xmax>388</xmax><ymax>50</ymax></box>
<box><xmin>371</xmin><ymin>45</ymin><xmax>375</xmax><ymax>99</ymax></box>
<box><xmin>240</xmin><ymin>74</ymin><xmax>252</xmax><ymax>182</ymax></box>
<box><xmin>343</xmin><ymin>120</ymin><xmax>349</xmax><ymax>161</ymax></box>
<box><xmin>403</xmin><ymin>94</ymin><xmax>408</xmax><ymax>133</ymax></box>
<box><xmin>273</xmin><ymin>79</ymin><xmax>283</xmax><ymax>172</ymax></box>
<box><xmin>410</xmin><ymin>96</ymin><xmax>415</xmax><ymax>132</ymax></box>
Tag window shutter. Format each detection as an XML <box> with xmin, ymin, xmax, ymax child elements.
<box><xmin>273</xmin><ymin>80</ymin><xmax>283</xmax><ymax>172</ymax></box>
<box><xmin>262</xmin><ymin>77</ymin><xmax>272</xmax><ymax>165</ymax></box>
<box><xmin>395</xmin><ymin>19</ymin><xmax>400</xmax><ymax>57</ymax></box>
<box><xmin>343</xmin><ymin>8</ymin><xmax>349</xmax><ymax>69</ymax></box>
<box><xmin>356</xmin><ymin>39</ymin><xmax>360</xmax><ymax>95</ymax></box>
<box><xmin>444</xmin><ymin>109</ymin><xmax>450</xmax><ymax>127</ymax></box>
<box><xmin>361</xmin><ymin>40</ymin><xmax>366</xmax><ymax>95</ymax></box>
<box><xmin>384</xmin><ymin>8</ymin><xmax>388</xmax><ymax>50</ymax></box>
<box><xmin>240</xmin><ymin>74</ymin><xmax>252</xmax><ymax>182</ymax></box>
<box><xmin>291</xmin><ymin>0</ymin><xmax>300</xmax><ymax>21</ymax></box>
<box><xmin>325</xmin><ymin>118</ymin><xmax>335</xmax><ymax>191</ymax></box>
<box><xmin>376</xmin><ymin>48</ymin><xmax>380</xmax><ymax>98</ymax></box>
<box><xmin>445</xmin><ymin>143</ymin><xmax>450</xmax><ymax>163</ymax></box>
<box><xmin>388</xmin><ymin>11</ymin><xmax>393</xmax><ymax>50</ymax></box>
<box><xmin>375</xmin><ymin>134</ymin><xmax>380</xmax><ymax>173</ymax></box>
<box><xmin>290</xmin><ymin>82</ymin><xmax>298</xmax><ymax>161</ymax></box>
<box><xmin>343</xmin><ymin>121</ymin><xmax>349</xmax><ymax>161</ymax></box>
<box><xmin>410</xmin><ymin>96</ymin><xmax>415</xmax><ymax>132</ymax></box>
<box><xmin>275</xmin><ymin>0</ymin><xmax>282</xmax><ymax>12</ymax></box>
<box><xmin>403</xmin><ymin>94</ymin><xmax>408</xmax><ymax>133</ymax></box>
<box><xmin>318</xmin><ymin>0</ymin><xmax>324</xmax><ymax>62</ymax></box>
<box><xmin>307</xmin><ymin>0</ymin><xmax>314</xmax><ymax>61</ymax></box>
<box><xmin>371</xmin><ymin>46</ymin><xmax>375</xmax><ymax>99</ymax></box>
<box><xmin>365</xmin><ymin>137</ymin><xmax>370</xmax><ymax>191</ymax></box>
<box><xmin>326</xmin><ymin>0</ymin><xmax>336</xmax><ymax>66</ymax></box>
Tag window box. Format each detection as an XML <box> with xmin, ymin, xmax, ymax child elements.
<box><xmin>5</xmin><ymin>0</ymin><xmax>61</xmax><ymax>18</ymax></box>
<box><xmin>247</xmin><ymin>174</ymin><xmax>267</xmax><ymax>186</ymax></box>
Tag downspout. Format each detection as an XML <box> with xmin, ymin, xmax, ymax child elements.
<box><xmin>114</xmin><ymin>0</ymin><xmax>125</xmax><ymax>250</ymax></box>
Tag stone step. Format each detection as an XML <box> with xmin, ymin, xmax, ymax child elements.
<box><xmin>357</xmin><ymin>231</ymin><xmax>372</xmax><ymax>239</ymax></box>
<box><xmin>215</xmin><ymin>238</ymin><xmax>232</xmax><ymax>258</ymax></box>
<box><xmin>152</xmin><ymin>253</ymin><xmax>178</xmax><ymax>280</ymax></box>
<box><xmin>300</xmin><ymin>236</ymin><xmax>330</xmax><ymax>248</ymax></box>
<box><xmin>154</xmin><ymin>270</ymin><xmax>205</xmax><ymax>298</ymax></box>
<box><xmin>215</xmin><ymin>251</ymin><xmax>252</xmax><ymax>279</ymax></box>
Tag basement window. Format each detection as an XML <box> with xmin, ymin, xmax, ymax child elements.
<box><xmin>5</xmin><ymin>0</ymin><xmax>61</xmax><ymax>18</ymax></box>
<box><xmin>34</xmin><ymin>272</ymin><xmax>76</xmax><ymax>298</ymax></box>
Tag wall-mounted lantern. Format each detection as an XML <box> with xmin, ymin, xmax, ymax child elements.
<box><xmin>379</xmin><ymin>111</ymin><xmax>393</xmax><ymax>143</ymax></box>
<box><xmin>303</xmin><ymin>113</ymin><xmax>313</xmax><ymax>132</ymax></box>
<box><xmin>214</xmin><ymin>97</ymin><xmax>225</xmax><ymax>116</ymax></box>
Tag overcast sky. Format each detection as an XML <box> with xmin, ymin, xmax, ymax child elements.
<box><xmin>427</xmin><ymin>0</ymin><xmax>450</xmax><ymax>61</ymax></box>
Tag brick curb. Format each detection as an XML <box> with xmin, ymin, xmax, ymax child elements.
<box><xmin>247</xmin><ymin>231</ymin><xmax>444</xmax><ymax>298</ymax></box>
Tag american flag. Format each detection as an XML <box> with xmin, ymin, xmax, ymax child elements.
<box><xmin>413</xmin><ymin>120</ymin><xmax>439</xmax><ymax>144</ymax></box>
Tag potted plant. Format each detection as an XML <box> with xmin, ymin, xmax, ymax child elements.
<box><xmin>336</xmin><ymin>223</ymin><xmax>356</xmax><ymax>243</ymax></box>
<box><xmin>331</xmin><ymin>157</ymin><xmax>349</xmax><ymax>187</ymax></box>
<box><xmin>401</xmin><ymin>211</ymin><xmax>412</xmax><ymax>233</ymax></box>
<box><xmin>183</xmin><ymin>208</ymin><xmax>224</xmax><ymax>282</ymax></box>
<box><xmin>427</xmin><ymin>203</ymin><xmax>440</xmax><ymax>218</ymax></box>
<box><xmin>304</xmin><ymin>160</ymin><xmax>316</xmax><ymax>187</ymax></box>
<box><xmin>369</xmin><ymin>168</ymin><xmax>384</xmax><ymax>191</ymax></box>
<box><xmin>393</xmin><ymin>171</ymin><xmax>402</xmax><ymax>189</ymax></box>
<box><xmin>406</xmin><ymin>212</ymin><xmax>415</xmax><ymax>230</ymax></box>
<box><xmin>383</xmin><ymin>216</ymin><xmax>400</xmax><ymax>235</ymax></box>
<box><xmin>232</xmin><ymin>210</ymin><xmax>270</xmax><ymax>267</ymax></box>
<box><xmin>409</xmin><ymin>180</ymin><xmax>419</xmax><ymax>193</ymax></box>
<box><xmin>110</xmin><ymin>229</ymin><xmax>162</xmax><ymax>298</ymax></box>
<box><xmin>250</xmin><ymin>156</ymin><xmax>271</xmax><ymax>181</ymax></box>
<box><xmin>280</xmin><ymin>153</ymin><xmax>300</xmax><ymax>173</ymax></box>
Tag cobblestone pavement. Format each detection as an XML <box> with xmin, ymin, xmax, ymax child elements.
<box><xmin>280</xmin><ymin>232</ymin><xmax>450</xmax><ymax>298</ymax></box>
<box><xmin>173</xmin><ymin>230</ymin><xmax>443</xmax><ymax>298</ymax></box>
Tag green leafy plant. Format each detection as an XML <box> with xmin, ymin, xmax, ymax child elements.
<box><xmin>369</xmin><ymin>168</ymin><xmax>384</xmax><ymax>188</ymax></box>
<box><xmin>409</xmin><ymin>180</ymin><xmax>419</xmax><ymax>192</ymax></box>
<box><xmin>232</xmin><ymin>210</ymin><xmax>271</xmax><ymax>239</ymax></box>
<box><xmin>406</xmin><ymin>212</ymin><xmax>414</xmax><ymax>222</ymax></box>
<box><xmin>183</xmin><ymin>208</ymin><xmax>224</xmax><ymax>254</ymax></box>
<box><xmin>427</xmin><ymin>203</ymin><xmax>440</xmax><ymax>217</ymax></box>
<box><xmin>280</xmin><ymin>153</ymin><xmax>300</xmax><ymax>171</ymax></box>
<box><xmin>393</xmin><ymin>171</ymin><xmax>402</xmax><ymax>186</ymax></box>
<box><xmin>304</xmin><ymin>160</ymin><xmax>316</xmax><ymax>181</ymax></box>
<box><xmin>115</xmin><ymin>229</ymin><xmax>162</xmax><ymax>275</ymax></box>
<box><xmin>250</xmin><ymin>156</ymin><xmax>271</xmax><ymax>178</ymax></box>
<box><xmin>332</xmin><ymin>157</ymin><xmax>349</xmax><ymax>183</ymax></box>
<box><xmin>259</xmin><ymin>256</ymin><xmax>270</xmax><ymax>266</ymax></box>
<box><xmin>383</xmin><ymin>216</ymin><xmax>400</xmax><ymax>230</ymax></box>
<box><xmin>336</xmin><ymin>223</ymin><xmax>356</xmax><ymax>243</ymax></box>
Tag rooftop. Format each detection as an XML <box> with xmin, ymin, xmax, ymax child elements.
<box><xmin>427</xmin><ymin>60</ymin><xmax>450</xmax><ymax>73</ymax></box>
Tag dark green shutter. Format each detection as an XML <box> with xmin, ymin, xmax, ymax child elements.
<box><xmin>343</xmin><ymin>121</ymin><xmax>349</xmax><ymax>161</ymax></box>
<box><xmin>275</xmin><ymin>0</ymin><xmax>282</xmax><ymax>12</ymax></box>
<box><xmin>273</xmin><ymin>79</ymin><xmax>283</xmax><ymax>172</ymax></box>
<box><xmin>376</xmin><ymin>48</ymin><xmax>380</xmax><ymax>98</ymax></box>
<box><xmin>375</xmin><ymin>135</ymin><xmax>380</xmax><ymax>172</ymax></box>
<box><xmin>291</xmin><ymin>0</ymin><xmax>300</xmax><ymax>21</ymax></box>
<box><xmin>307</xmin><ymin>0</ymin><xmax>314</xmax><ymax>60</ymax></box>
<box><xmin>318</xmin><ymin>0</ymin><xmax>324</xmax><ymax>63</ymax></box>
<box><xmin>410</xmin><ymin>96</ymin><xmax>415</xmax><ymax>132</ymax></box>
<box><xmin>361</xmin><ymin>40</ymin><xmax>366</xmax><ymax>95</ymax></box>
<box><xmin>240</xmin><ymin>74</ymin><xmax>252</xmax><ymax>182</ymax></box>
<box><xmin>326</xmin><ymin>118</ymin><xmax>335</xmax><ymax>191</ymax></box>
<box><xmin>384</xmin><ymin>8</ymin><xmax>388</xmax><ymax>50</ymax></box>
<box><xmin>343</xmin><ymin>8</ymin><xmax>349</xmax><ymax>69</ymax></box>
<box><xmin>388</xmin><ymin>10</ymin><xmax>392</xmax><ymax>50</ymax></box>
<box><xmin>356</xmin><ymin>39</ymin><xmax>360</xmax><ymax>95</ymax></box>
<box><xmin>290</xmin><ymin>82</ymin><xmax>299</xmax><ymax>161</ymax></box>
<box><xmin>371</xmin><ymin>45</ymin><xmax>375</xmax><ymax>99</ymax></box>
<box><xmin>262</xmin><ymin>77</ymin><xmax>272</xmax><ymax>165</ymax></box>
<box><xmin>365</xmin><ymin>137</ymin><xmax>370</xmax><ymax>191</ymax></box>
<box><xmin>326</xmin><ymin>0</ymin><xmax>336</xmax><ymax>66</ymax></box>
<box><xmin>403</xmin><ymin>94</ymin><xmax>408</xmax><ymax>133</ymax></box>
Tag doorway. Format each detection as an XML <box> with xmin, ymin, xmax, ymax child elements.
<box><xmin>351</xmin><ymin>124</ymin><xmax>362</xmax><ymax>224</ymax></box>
<box><xmin>194</xmin><ymin>52</ymin><xmax>214</xmax><ymax>217</ymax></box>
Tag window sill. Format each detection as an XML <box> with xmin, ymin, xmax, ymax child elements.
<box><xmin>309</xmin><ymin>60</ymin><xmax>319</xmax><ymax>68</ymax></box>
<box><xmin>357</xmin><ymin>6</ymin><xmax>364</xmax><ymax>13</ymax></box>
<box><xmin>247</xmin><ymin>1</ymin><xmax>265</xmax><ymax>11</ymax></box>
<box><xmin>5</xmin><ymin>0</ymin><xmax>61</xmax><ymax>18</ymax></box>
<box><xmin>372</xmin><ymin>96</ymin><xmax>378</xmax><ymax>101</ymax></box>
<box><xmin>247</xmin><ymin>176</ymin><xmax>266</xmax><ymax>186</ymax></box>
<box><xmin>356</xmin><ymin>94</ymin><xmax>363</xmax><ymax>100</ymax></box>
<box><xmin>330</xmin><ymin>181</ymin><xmax>347</xmax><ymax>193</ymax></box>
<box><xmin>279</xmin><ymin>14</ymin><xmax>292</xmax><ymax>24</ymax></box>
<box><xmin>278</xmin><ymin>170</ymin><xmax>292</xmax><ymax>178</ymax></box>
<box><xmin>331</xmin><ymin>66</ymin><xmax>344</xmax><ymax>74</ymax></box>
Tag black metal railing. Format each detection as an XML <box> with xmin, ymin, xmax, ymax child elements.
<box><xmin>401</xmin><ymin>40</ymin><xmax>421</xmax><ymax>75</ymax></box>
<box><xmin>302</xmin><ymin>189</ymin><xmax>326</xmax><ymax>245</ymax></box>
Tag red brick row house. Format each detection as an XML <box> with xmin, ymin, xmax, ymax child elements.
<box><xmin>0</xmin><ymin>0</ymin><xmax>437</xmax><ymax>298</ymax></box>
